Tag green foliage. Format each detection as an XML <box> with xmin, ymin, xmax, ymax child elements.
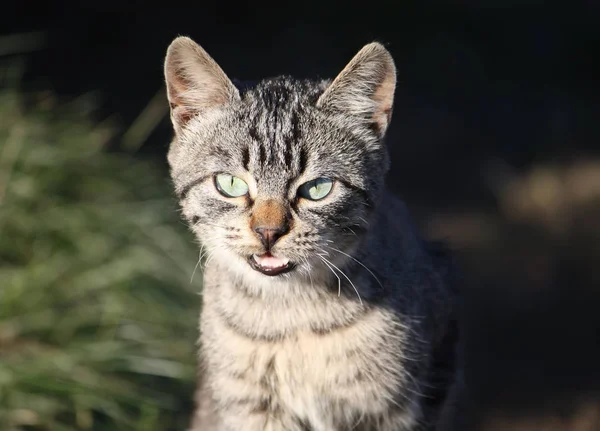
<box><xmin>0</xmin><ymin>89</ymin><xmax>200</xmax><ymax>431</ymax></box>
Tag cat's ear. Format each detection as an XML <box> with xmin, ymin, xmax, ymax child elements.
<box><xmin>164</xmin><ymin>36</ymin><xmax>240</xmax><ymax>133</ymax></box>
<box><xmin>317</xmin><ymin>42</ymin><xmax>396</xmax><ymax>137</ymax></box>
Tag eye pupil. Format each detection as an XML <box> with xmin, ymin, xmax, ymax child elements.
<box><xmin>215</xmin><ymin>174</ymin><xmax>249</xmax><ymax>198</ymax></box>
<box><xmin>298</xmin><ymin>177</ymin><xmax>333</xmax><ymax>201</ymax></box>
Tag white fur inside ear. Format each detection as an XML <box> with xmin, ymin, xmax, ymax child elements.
<box><xmin>164</xmin><ymin>36</ymin><xmax>240</xmax><ymax>132</ymax></box>
<box><xmin>317</xmin><ymin>42</ymin><xmax>396</xmax><ymax>136</ymax></box>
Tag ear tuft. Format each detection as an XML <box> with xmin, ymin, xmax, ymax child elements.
<box><xmin>164</xmin><ymin>36</ymin><xmax>239</xmax><ymax>133</ymax></box>
<box><xmin>317</xmin><ymin>42</ymin><xmax>396</xmax><ymax>136</ymax></box>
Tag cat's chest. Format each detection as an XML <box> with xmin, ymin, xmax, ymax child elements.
<box><xmin>203</xmin><ymin>307</ymin><xmax>409</xmax><ymax>426</ymax></box>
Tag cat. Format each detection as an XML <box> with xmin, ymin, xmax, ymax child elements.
<box><xmin>163</xmin><ymin>36</ymin><xmax>460</xmax><ymax>431</ymax></box>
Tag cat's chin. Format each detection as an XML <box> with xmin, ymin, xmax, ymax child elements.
<box><xmin>247</xmin><ymin>253</ymin><xmax>295</xmax><ymax>276</ymax></box>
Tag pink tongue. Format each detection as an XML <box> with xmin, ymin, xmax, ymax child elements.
<box><xmin>254</xmin><ymin>254</ymin><xmax>289</xmax><ymax>268</ymax></box>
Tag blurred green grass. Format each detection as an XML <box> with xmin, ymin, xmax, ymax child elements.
<box><xmin>0</xmin><ymin>87</ymin><xmax>200</xmax><ymax>430</ymax></box>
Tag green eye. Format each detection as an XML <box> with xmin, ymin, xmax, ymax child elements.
<box><xmin>298</xmin><ymin>178</ymin><xmax>334</xmax><ymax>201</ymax></box>
<box><xmin>215</xmin><ymin>174</ymin><xmax>249</xmax><ymax>197</ymax></box>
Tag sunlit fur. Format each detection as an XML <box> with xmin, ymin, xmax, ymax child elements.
<box><xmin>165</xmin><ymin>36</ymin><xmax>458</xmax><ymax>431</ymax></box>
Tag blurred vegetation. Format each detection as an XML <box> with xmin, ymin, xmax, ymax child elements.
<box><xmin>0</xmin><ymin>84</ymin><xmax>200</xmax><ymax>430</ymax></box>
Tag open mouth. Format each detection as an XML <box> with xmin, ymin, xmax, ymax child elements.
<box><xmin>248</xmin><ymin>253</ymin><xmax>294</xmax><ymax>276</ymax></box>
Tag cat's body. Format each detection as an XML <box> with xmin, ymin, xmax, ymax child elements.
<box><xmin>163</xmin><ymin>37</ymin><xmax>459</xmax><ymax>431</ymax></box>
<box><xmin>192</xmin><ymin>195</ymin><xmax>454</xmax><ymax>431</ymax></box>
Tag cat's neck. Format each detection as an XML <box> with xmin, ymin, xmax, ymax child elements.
<box><xmin>202</xmin><ymin>257</ymin><xmax>375</xmax><ymax>340</ymax></box>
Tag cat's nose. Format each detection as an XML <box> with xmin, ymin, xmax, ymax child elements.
<box><xmin>249</xmin><ymin>199</ymin><xmax>291</xmax><ymax>251</ymax></box>
<box><xmin>254</xmin><ymin>226</ymin><xmax>289</xmax><ymax>250</ymax></box>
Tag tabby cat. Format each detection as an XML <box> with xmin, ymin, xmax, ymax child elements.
<box><xmin>163</xmin><ymin>36</ymin><xmax>459</xmax><ymax>431</ymax></box>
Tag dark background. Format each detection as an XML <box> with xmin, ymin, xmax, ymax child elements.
<box><xmin>5</xmin><ymin>1</ymin><xmax>600</xmax><ymax>206</ymax></box>
<box><xmin>4</xmin><ymin>1</ymin><xmax>600</xmax><ymax>429</ymax></box>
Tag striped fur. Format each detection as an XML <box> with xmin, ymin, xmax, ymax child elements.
<box><xmin>164</xmin><ymin>37</ymin><xmax>458</xmax><ymax>431</ymax></box>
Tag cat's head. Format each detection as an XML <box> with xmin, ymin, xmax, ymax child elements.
<box><xmin>164</xmin><ymin>37</ymin><xmax>396</xmax><ymax>287</ymax></box>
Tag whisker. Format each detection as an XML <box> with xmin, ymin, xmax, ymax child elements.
<box><xmin>199</xmin><ymin>244</ymin><xmax>210</xmax><ymax>262</ymax></box>
<box><xmin>324</xmin><ymin>245</ymin><xmax>384</xmax><ymax>289</ymax></box>
<box><xmin>191</xmin><ymin>239</ymin><xmax>217</xmax><ymax>283</ymax></box>
<box><xmin>300</xmin><ymin>256</ymin><xmax>316</xmax><ymax>290</ymax></box>
<box><xmin>345</xmin><ymin>227</ymin><xmax>357</xmax><ymax>237</ymax></box>
<box><xmin>317</xmin><ymin>255</ymin><xmax>342</xmax><ymax>297</ymax></box>
<box><xmin>204</xmin><ymin>250</ymin><xmax>217</xmax><ymax>268</ymax></box>
<box><xmin>190</xmin><ymin>248</ymin><xmax>203</xmax><ymax>284</ymax></box>
<box><xmin>319</xmin><ymin>254</ymin><xmax>363</xmax><ymax>305</ymax></box>
<box><xmin>192</xmin><ymin>219</ymin><xmax>232</xmax><ymax>230</ymax></box>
